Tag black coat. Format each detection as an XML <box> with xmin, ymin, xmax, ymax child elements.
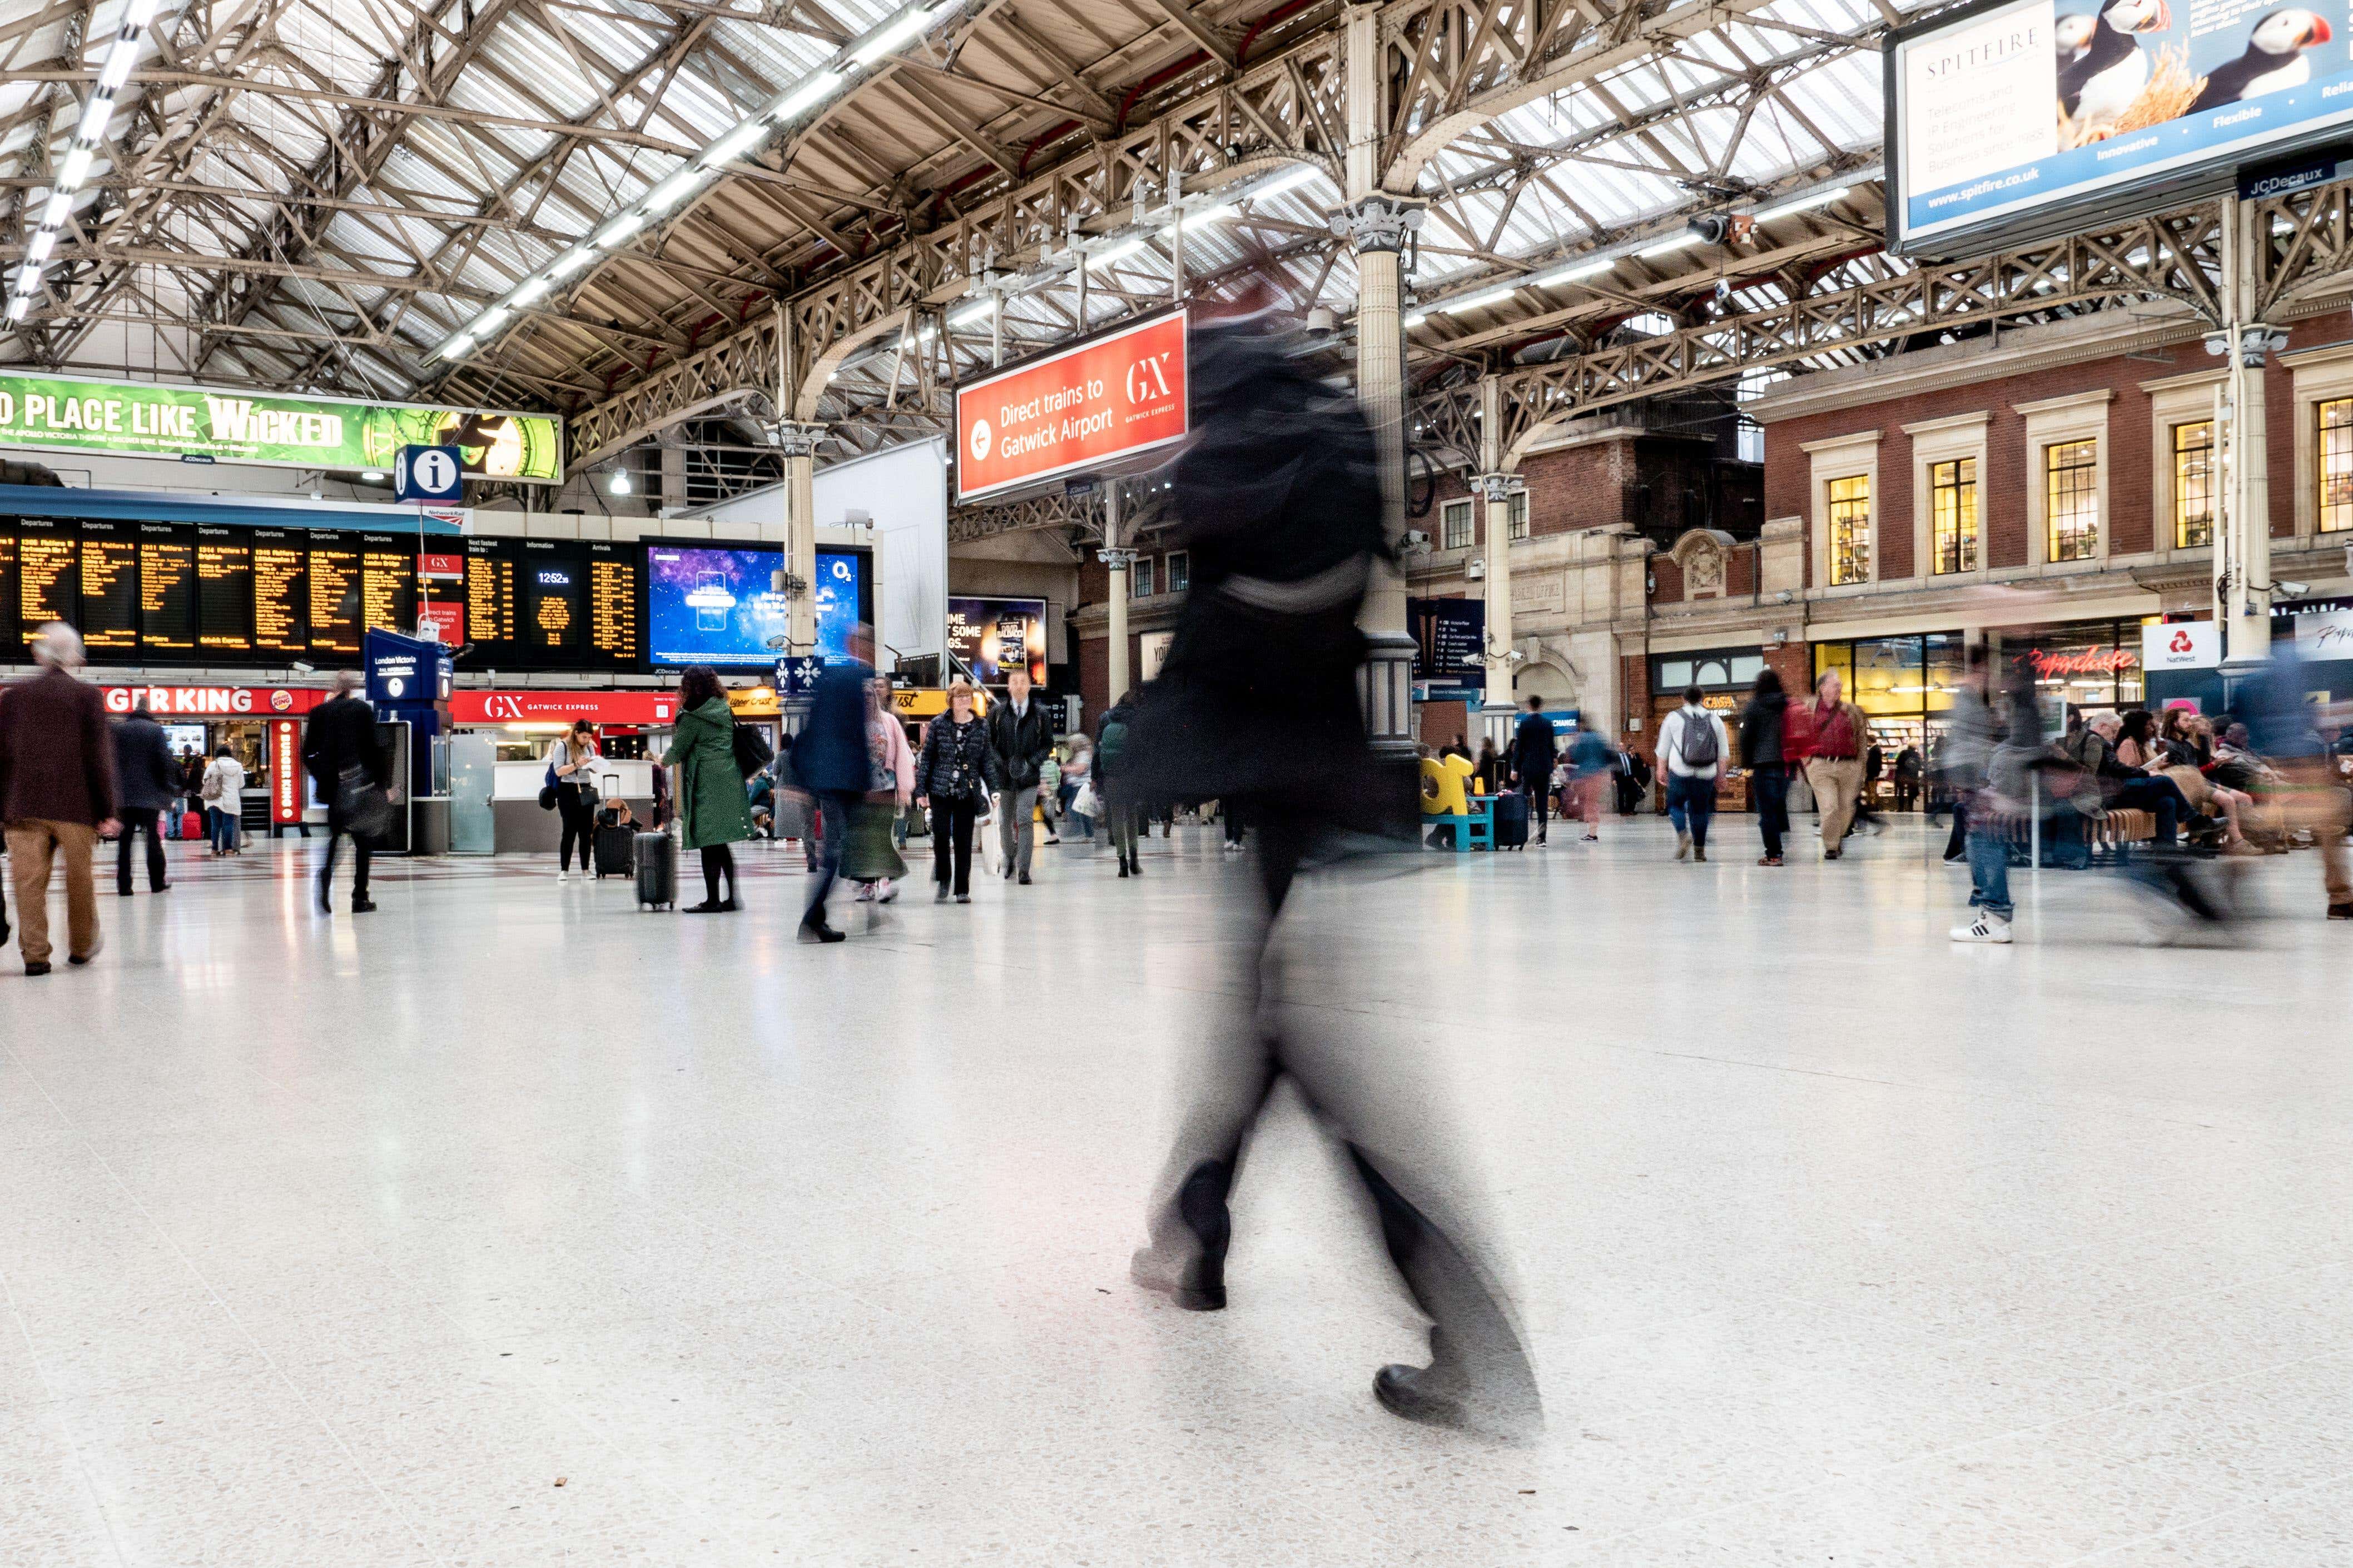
<box><xmin>1738</xmin><ymin>691</ymin><xmax>1786</xmax><ymax>769</ymax></box>
<box><xmin>301</xmin><ymin>695</ymin><xmax>385</xmax><ymax>795</ymax></box>
<box><xmin>1118</xmin><ymin>321</ymin><xmax>1402</xmax><ymax>835</ymax></box>
<box><xmin>987</xmin><ymin>696</ymin><xmax>1053</xmax><ymax>792</ymax></box>
<box><xmin>1511</xmin><ymin>713</ymin><xmax>1558</xmax><ymax>783</ymax></box>
<box><xmin>915</xmin><ymin>714</ymin><xmax>994</xmax><ymax>804</ymax></box>
<box><xmin>111</xmin><ymin>711</ymin><xmax>180</xmax><ymax>812</ymax></box>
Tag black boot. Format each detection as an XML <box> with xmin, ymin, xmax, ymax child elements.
<box><xmin>1130</xmin><ymin>1159</ymin><xmax>1232</xmax><ymax>1310</ymax></box>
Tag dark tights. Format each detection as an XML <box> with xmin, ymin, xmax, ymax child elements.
<box><xmin>699</xmin><ymin>844</ymin><xmax>737</xmax><ymax>906</ymax></box>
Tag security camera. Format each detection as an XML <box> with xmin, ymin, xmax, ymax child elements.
<box><xmin>1466</xmin><ymin>558</ymin><xmax>1486</xmax><ymax>580</ymax></box>
<box><xmin>2275</xmin><ymin>579</ymin><xmax>2311</xmax><ymax>599</ymax></box>
<box><xmin>1304</xmin><ymin>306</ymin><xmax>1339</xmax><ymax>336</ymax></box>
<box><xmin>1398</xmin><ymin>528</ymin><xmax>1431</xmax><ymax>554</ymax></box>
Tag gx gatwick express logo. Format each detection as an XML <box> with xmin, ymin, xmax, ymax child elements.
<box><xmin>1125</xmin><ymin>351</ymin><xmax>1174</xmax><ymax>404</ymax></box>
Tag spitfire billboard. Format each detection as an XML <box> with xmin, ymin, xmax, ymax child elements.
<box><xmin>1890</xmin><ymin>0</ymin><xmax>2353</xmax><ymax>255</ymax></box>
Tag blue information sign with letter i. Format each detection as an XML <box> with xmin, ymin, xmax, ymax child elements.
<box><xmin>394</xmin><ymin>444</ymin><xmax>464</xmax><ymax>502</ymax></box>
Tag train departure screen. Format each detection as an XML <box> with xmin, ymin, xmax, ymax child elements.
<box><xmin>77</xmin><ymin>519</ymin><xmax>140</xmax><ymax>653</ymax></box>
<box><xmin>138</xmin><ymin>522</ymin><xmax>197</xmax><ymax>654</ymax></box>
<box><xmin>588</xmin><ymin>542</ymin><xmax>641</xmax><ymax>666</ymax></box>
<box><xmin>196</xmin><ymin>527</ymin><xmax>254</xmax><ymax>653</ymax></box>
<box><xmin>360</xmin><ymin>534</ymin><xmax>416</xmax><ymax>635</ymax></box>
<box><xmin>252</xmin><ymin>530</ymin><xmax>306</xmax><ymax>654</ymax></box>
<box><xmin>307</xmin><ymin>542</ymin><xmax>361</xmax><ymax>655</ymax></box>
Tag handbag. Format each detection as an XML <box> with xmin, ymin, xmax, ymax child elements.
<box><xmin>337</xmin><ymin>764</ymin><xmax>394</xmax><ymax>838</ymax></box>
<box><xmin>539</xmin><ymin>759</ymin><xmax>559</xmax><ymax>812</ymax></box>
<box><xmin>1070</xmin><ymin>780</ymin><xmax>1099</xmax><ymax>818</ymax></box>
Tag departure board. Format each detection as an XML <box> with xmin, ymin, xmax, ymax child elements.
<box><xmin>0</xmin><ymin>531</ymin><xmax>16</xmax><ymax>656</ymax></box>
<box><xmin>138</xmin><ymin>522</ymin><xmax>197</xmax><ymax>655</ymax></box>
<box><xmin>359</xmin><ymin>534</ymin><xmax>416</xmax><ymax>636</ymax></box>
<box><xmin>464</xmin><ymin>539</ymin><xmax>515</xmax><ymax>648</ymax></box>
<box><xmin>18</xmin><ymin>520</ymin><xmax>77</xmax><ymax>638</ymax></box>
<box><xmin>76</xmin><ymin>520</ymin><xmax>140</xmax><ymax>653</ymax></box>
<box><xmin>196</xmin><ymin>526</ymin><xmax>254</xmax><ymax>654</ymax></box>
<box><xmin>309</xmin><ymin>543</ymin><xmax>361</xmax><ymax>655</ymax></box>
<box><xmin>519</xmin><ymin>539</ymin><xmax>583</xmax><ymax>655</ymax></box>
<box><xmin>252</xmin><ymin>529</ymin><xmax>306</xmax><ymax>654</ymax></box>
<box><xmin>587</xmin><ymin>541</ymin><xmax>641</xmax><ymax>665</ymax></box>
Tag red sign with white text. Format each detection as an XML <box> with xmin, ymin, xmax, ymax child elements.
<box><xmin>101</xmin><ymin>684</ymin><xmax>328</xmax><ymax>717</ymax></box>
<box><xmin>451</xmin><ymin>691</ymin><xmax>676</xmax><ymax>725</ymax></box>
<box><xmin>954</xmin><ymin>311</ymin><xmax>1187</xmax><ymax>501</ymax></box>
<box><xmin>267</xmin><ymin>718</ymin><xmax>305</xmax><ymax>824</ymax></box>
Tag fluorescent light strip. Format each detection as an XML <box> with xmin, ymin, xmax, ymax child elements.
<box><xmin>642</xmin><ymin>170</ymin><xmax>706</xmax><ymax>215</ymax></box>
<box><xmin>510</xmin><ymin>277</ymin><xmax>550</xmax><ymax>307</ymax></box>
<box><xmin>6</xmin><ymin>296</ymin><xmax>27</xmax><ymax>323</ymax></box>
<box><xmin>1439</xmin><ymin>285</ymin><xmax>1519</xmax><ymax>315</ymax></box>
<box><xmin>1637</xmin><ymin>232</ymin><xmax>1699</xmax><ymax>258</ymax></box>
<box><xmin>25</xmin><ymin>231</ymin><xmax>55</xmax><ymax>264</ymax></box>
<box><xmin>41</xmin><ymin>192</ymin><xmax>70</xmax><ymax>227</ymax></box>
<box><xmin>595</xmin><ymin>212</ymin><xmax>644</xmax><ymax>247</ymax></box>
<box><xmin>548</xmin><ymin>246</ymin><xmax>595</xmax><ymax>280</ymax></box>
<box><xmin>1403</xmin><ymin>312</ymin><xmax>1428</xmax><ymax>328</ymax></box>
<box><xmin>1528</xmin><ymin>256</ymin><xmax>1613</xmax><ymax>288</ymax></box>
<box><xmin>78</xmin><ymin>94</ymin><xmax>112</xmax><ymax>141</ymax></box>
<box><xmin>948</xmin><ymin>298</ymin><xmax>996</xmax><ymax>328</ymax></box>
<box><xmin>698</xmin><ymin>122</ymin><xmax>766</xmax><ymax>169</ymax></box>
<box><xmin>1249</xmin><ymin>165</ymin><xmax>1322</xmax><ymax>201</ymax></box>
<box><xmin>1090</xmin><ymin>237</ymin><xmax>1146</xmax><ymax>267</ymax></box>
<box><xmin>1751</xmin><ymin>185</ymin><xmax>1850</xmax><ymax>223</ymax></box>
<box><xmin>57</xmin><ymin>147</ymin><xmax>93</xmax><ymax>191</ymax></box>
<box><xmin>849</xmin><ymin>7</ymin><xmax>934</xmax><ymax>66</ymax></box>
<box><xmin>97</xmin><ymin>42</ymin><xmax>136</xmax><ymax>92</ymax></box>
<box><xmin>771</xmin><ymin>69</ymin><xmax>843</xmax><ymax>122</ymax></box>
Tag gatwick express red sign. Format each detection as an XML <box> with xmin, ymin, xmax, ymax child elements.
<box><xmin>954</xmin><ymin>311</ymin><xmax>1187</xmax><ymax>501</ymax></box>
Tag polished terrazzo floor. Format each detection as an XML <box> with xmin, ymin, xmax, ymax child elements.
<box><xmin>3</xmin><ymin>818</ymin><xmax>2350</xmax><ymax>1566</ymax></box>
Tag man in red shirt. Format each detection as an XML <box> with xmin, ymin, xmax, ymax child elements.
<box><xmin>1800</xmin><ymin>671</ymin><xmax>1872</xmax><ymax>860</ymax></box>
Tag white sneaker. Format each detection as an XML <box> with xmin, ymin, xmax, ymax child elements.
<box><xmin>1950</xmin><ymin>913</ymin><xmax>2012</xmax><ymax>944</ymax></box>
<box><xmin>556</xmin><ymin>869</ymin><xmax>569</xmax><ymax>883</ymax></box>
<box><xmin>1674</xmin><ymin>830</ymin><xmax>1691</xmax><ymax>862</ymax></box>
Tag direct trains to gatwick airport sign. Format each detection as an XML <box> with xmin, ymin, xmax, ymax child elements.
<box><xmin>954</xmin><ymin>311</ymin><xmax>1188</xmax><ymax>501</ymax></box>
<box><xmin>0</xmin><ymin>371</ymin><xmax>564</xmax><ymax>482</ymax></box>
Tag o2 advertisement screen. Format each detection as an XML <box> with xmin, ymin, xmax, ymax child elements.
<box><xmin>643</xmin><ymin>541</ymin><xmax>873</xmax><ymax>668</ymax></box>
<box><xmin>646</xmin><ymin>544</ymin><xmax>787</xmax><ymax>668</ymax></box>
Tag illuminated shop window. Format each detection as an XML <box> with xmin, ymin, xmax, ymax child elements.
<box><xmin>2320</xmin><ymin>399</ymin><xmax>2353</xmax><ymax>533</ymax></box>
<box><xmin>1930</xmin><ymin>456</ymin><xmax>1978</xmax><ymax>575</ymax></box>
<box><xmin>1826</xmin><ymin>474</ymin><xmax>1870</xmax><ymax>585</ymax></box>
<box><xmin>2173</xmin><ymin>421</ymin><xmax>2214</xmax><ymax>549</ymax></box>
<box><xmin>2045</xmin><ymin>439</ymin><xmax>2099</xmax><ymax>561</ymax></box>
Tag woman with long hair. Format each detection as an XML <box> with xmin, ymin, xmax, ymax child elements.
<box><xmin>663</xmin><ymin>665</ymin><xmax>752</xmax><ymax>912</ymax></box>
<box><xmin>1736</xmin><ymin>667</ymin><xmax>1790</xmax><ymax>865</ymax></box>
<box><xmin>546</xmin><ymin>718</ymin><xmax>599</xmax><ymax>880</ymax></box>
<box><xmin>914</xmin><ymin>679</ymin><xmax>993</xmax><ymax>902</ymax></box>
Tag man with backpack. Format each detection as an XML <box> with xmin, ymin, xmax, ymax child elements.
<box><xmin>1654</xmin><ymin>685</ymin><xmax>1729</xmax><ymax>862</ymax></box>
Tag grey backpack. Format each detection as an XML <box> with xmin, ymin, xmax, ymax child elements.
<box><xmin>1677</xmin><ymin>710</ymin><xmax>1720</xmax><ymax>770</ymax></box>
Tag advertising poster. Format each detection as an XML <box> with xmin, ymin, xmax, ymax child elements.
<box><xmin>954</xmin><ymin>312</ymin><xmax>1187</xmax><ymax>501</ymax></box>
<box><xmin>946</xmin><ymin>595</ymin><xmax>1049</xmax><ymax>685</ymax></box>
<box><xmin>646</xmin><ymin>543</ymin><xmax>789</xmax><ymax>667</ymax></box>
<box><xmin>0</xmin><ymin>371</ymin><xmax>562</xmax><ymax>480</ymax></box>
<box><xmin>1895</xmin><ymin>0</ymin><xmax>2353</xmax><ymax>250</ymax></box>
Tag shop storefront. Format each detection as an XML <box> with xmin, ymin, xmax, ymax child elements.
<box><xmin>1647</xmin><ymin>646</ymin><xmax>1763</xmax><ymax>810</ymax></box>
<box><xmin>97</xmin><ymin>683</ymin><xmax>331</xmax><ymax>831</ymax></box>
<box><xmin>450</xmin><ymin>689</ymin><xmax>676</xmax><ymax>761</ymax></box>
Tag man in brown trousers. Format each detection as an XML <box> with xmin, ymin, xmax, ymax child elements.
<box><xmin>0</xmin><ymin>623</ymin><xmax>118</xmax><ymax>975</ymax></box>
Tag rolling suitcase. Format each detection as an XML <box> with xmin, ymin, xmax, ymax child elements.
<box><xmin>1492</xmin><ymin>789</ymin><xmax>1530</xmax><ymax>850</ymax></box>
<box><xmin>594</xmin><ymin>822</ymin><xmax>636</xmax><ymax>878</ymax></box>
<box><xmin>634</xmin><ymin>829</ymin><xmax>677</xmax><ymax>910</ymax></box>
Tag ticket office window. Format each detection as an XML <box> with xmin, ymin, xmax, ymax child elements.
<box><xmin>2320</xmin><ymin>397</ymin><xmax>2353</xmax><ymax>534</ymax></box>
<box><xmin>2046</xmin><ymin>439</ymin><xmax>2100</xmax><ymax>563</ymax></box>
<box><xmin>1826</xmin><ymin>475</ymin><xmax>1870</xmax><ymax>586</ymax></box>
<box><xmin>2172</xmin><ymin>421</ymin><xmax>2216</xmax><ymax>549</ymax></box>
<box><xmin>1929</xmin><ymin>457</ymin><xmax>1979</xmax><ymax>575</ymax></box>
<box><xmin>1441</xmin><ymin>497</ymin><xmax>1474</xmax><ymax>551</ymax></box>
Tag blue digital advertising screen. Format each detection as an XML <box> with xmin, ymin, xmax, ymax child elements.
<box><xmin>644</xmin><ymin>541</ymin><xmax>788</xmax><ymax>667</ymax></box>
<box><xmin>1893</xmin><ymin>0</ymin><xmax>2353</xmax><ymax>253</ymax></box>
<box><xmin>812</xmin><ymin>549</ymin><xmax>870</xmax><ymax>662</ymax></box>
<box><xmin>643</xmin><ymin>540</ymin><xmax>873</xmax><ymax>667</ymax></box>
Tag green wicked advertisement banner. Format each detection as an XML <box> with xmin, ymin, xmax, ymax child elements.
<box><xmin>0</xmin><ymin>372</ymin><xmax>563</xmax><ymax>483</ymax></box>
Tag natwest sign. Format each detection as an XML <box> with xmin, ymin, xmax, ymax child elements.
<box><xmin>954</xmin><ymin>310</ymin><xmax>1187</xmax><ymax>501</ymax></box>
<box><xmin>101</xmin><ymin>684</ymin><xmax>327</xmax><ymax>716</ymax></box>
<box><xmin>451</xmin><ymin>690</ymin><xmax>676</xmax><ymax>725</ymax></box>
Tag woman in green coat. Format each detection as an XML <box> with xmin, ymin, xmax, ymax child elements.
<box><xmin>662</xmin><ymin>665</ymin><xmax>752</xmax><ymax>912</ymax></box>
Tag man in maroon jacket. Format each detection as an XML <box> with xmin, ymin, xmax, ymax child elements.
<box><xmin>0</xmin><ymin>623</ymin><xmax>118</xmax><ymax>974</ymax></box>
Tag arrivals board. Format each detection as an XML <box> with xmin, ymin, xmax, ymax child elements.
<box><xmin>455</xmin><ymin>536</ymin><xmax>639</xmax><ymax>671</ymax></box>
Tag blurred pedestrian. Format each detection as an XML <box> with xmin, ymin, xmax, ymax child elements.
<box><xmin>788</xmin><ymin>654</ymin><xmax>874</xmax><ymax>943</ymax></box>
<box><xmin>847</xmin><ymin>669</ymin><xmax>914</xmax><ymax>905</ymax></box>
<box><xmin>1655</xmin><ymin>686</ymin><xmax>1727</xmax><ymax>862</ymax></box>
<box><xmin>0</xmin><ymin>623</ymin><xmax>117</xmax><ymax>974</ymax></box>
<box><xmin>300</xmin><ymin>670</ymin><xmax>385</xmax><ymax>914</ymax></box>
<box><xmin>1738</xmin><ymin>669</ymin><xmax>1790</xmax><ymax>866</ymax></box>
<box><xmin>1567</xmin><ymin>725</ymin><xmax>1611</xmax><ymax>842</ymax></box>
<box><xmin>1098</xmin><ymin>689</ymin><xmax>1140</xmax><ymax>877</ymax></box>
<box><xmin>200</xmin><ymin>745</ymin><xmax>246</xmax><ymax>855</ymax></box>
<box><xmin>1948</xmin><ymin>646</ymin><xmax>2031</xmax><ymax>944</ymax></box>
<box><xmin>1118</xmin><ymin>295</ymin><xmax>1539</xmax><ymax>1437</ymax></box>
<box><xmin>111</xmin><ymin>699</ymin><xmax>176</xmax><ymax>894</ymax></box>
<box><xmin>663</xmin><ymin>665</ymin><xmax>751</xmax><ymax>913</ymax></box>
<box><xmin>1061</xmin><ymin>733</ymin><xmax>1095</xmax><ymax>840</ymax></box>
<box><xmin>987</xmin><ymin>666</ymin><xmax>1053</xmax><ymax>886</ymax></box>
<box><xmin>2236</xmin><ymin>644</ymin><xmax>2351</xmax><ymax>918</ymax></box>
<box><xmin>1800</xmin><ymin>671</ymin><xmax>1870</xmax><ymax>859</ymax></box>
